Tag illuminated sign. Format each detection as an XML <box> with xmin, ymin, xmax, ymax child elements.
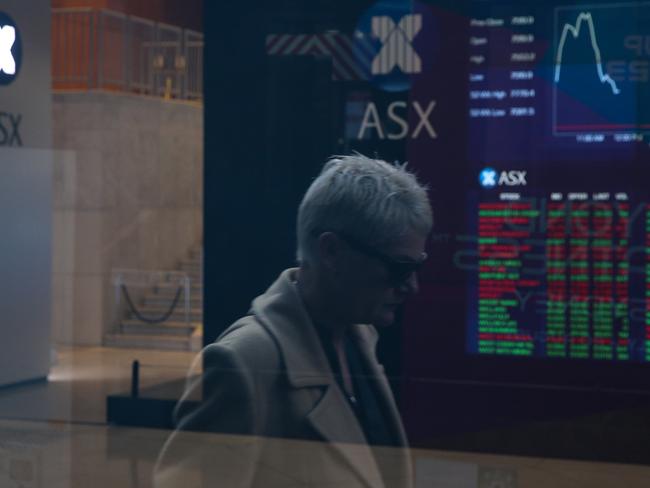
<box><xmin>480</xmin><ymin>168</ymin><xmax>527</xmax><ymax>188</ymax></box>
<box><xmin>479</xmin><ymin>168</ymin><xmax>497</xmax><ymax>188</ymax></box>
<box><xmin>354</xmin><ymin>0</ymin><xmax>432</xmax><ymax>92</ymax></box>
<box><xmin>0</xmin><ymin>12</ymin><xmax>21</xmax><ymax>85</ymax></box>
<box><xmin>370</xmin><ymin>14</ymin><xmax>422</xmax><ymax>76</ymax></box>
<box><xmin>356</xmin><ymin>100</ymin><xmax>436</xmax><ymax>140</ymax></box>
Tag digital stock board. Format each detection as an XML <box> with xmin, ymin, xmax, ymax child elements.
<box><xmin>461</xmin><ymin>1</ymin><xmax>650</xmax><ymax>366</ymax></box>
<box><xmin>354</xmin><ymin>0</ymin><xmax>650</xmax><ymax>446</ymax></box>
<box><xmin>261</xmin><ymin>0</ymin><xmax>650</xmax><ymax>382</ymax></box>
<box><xmin>304</xmin><ymin>0</ymin><xmax>650</xmax><ymax>377</ymax></box>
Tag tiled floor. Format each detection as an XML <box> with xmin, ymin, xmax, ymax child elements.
<box><xmin>0</xmin><ymin>346</ymin><xmax>649</xmax><ymax>487</ymax></box>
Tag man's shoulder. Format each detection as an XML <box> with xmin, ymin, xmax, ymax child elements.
<box><xmin>204</xmin><ymin>314</ymin><xmax>281</xmax><ymax>370</ymax></box>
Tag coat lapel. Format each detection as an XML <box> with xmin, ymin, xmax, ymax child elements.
<box><xmin>306</xmin><ymin>384</ymin><xmax>385</xmax><ymax>488</ymax></box>
<box><xmin>351</xmin><ymin>325</ymin><xmax>414</xmax><ymax>488</ymax></box>
<box><xmin>251</xmin><ymin>269</ymin><xmax>385</xmax><ymax>488</ymax></box>
<box><xmin>350</xmin><ymin>325</ymin><xmax>408</xmax><ymax>447</ymax></box>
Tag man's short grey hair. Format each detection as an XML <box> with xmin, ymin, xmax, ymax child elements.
<box><xmin>297</xmin><ymin>153</ymin><xmax>433</xmax><ymax>265</ymax></box>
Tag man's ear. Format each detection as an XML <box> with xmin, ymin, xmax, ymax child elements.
<box><xmin>317</xmin><ymin>232</ymin><xmax>343</xmax><ymax>271</ymax></box>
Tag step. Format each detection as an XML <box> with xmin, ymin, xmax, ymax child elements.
<box><xmin>186</xmin><ymin>265</ymin><xmax>201</xmax><ymax>272</ymax></box>
<box><xmin>153</xmin><ymin>289</ymin><xmax>202</xmax><ymax>300</ymax></box>
<box><xmin>104</xmin><ymin>333</ymin><xmax>198</xmax><ymax>351</ymax></box>
<box><xmin>132</xmin><ymin>305</ymin><xmax>203</xmax><ymax>315</ymax></box>
<box><xmin>157</xmin><ymin>273</ymin><xmax>202</xmax><ymax>282</ymax></box>
<box><xmin>121</xmin><ymin>319</ymin><xmax>199</xmax><ymax>336</ymax></box>
<box><xmin>178</xmin><ymin>272</ymin><xmax>202</xmax><ymax>280</ymax></box>
<box><xmin>143</xmin><ymin>296</ymin><xmax>203</xmax><ymax>307</ymax></box>
<box><xmin>127</xmin><ymin>311</ymin><xmax>203</xmax><ymax>323</ymax></box>
<box><xmin>154</xmin><ymin>284</ymin><xmax>203</xmax><ymax>295</ymax></box>
<box><xmin>156</xmin><ymin>281</ymin><xmax>203</xmax><ymax>289</ymax></box>
<box><xmin>177</xmin><ymin>271</ymin><xmax>202</xmax><ymax>280</ymax></box>
<box><xmin>132</xmin><ymin>302</ymin><xmax>203</xmax><ymax>322</ymax></box>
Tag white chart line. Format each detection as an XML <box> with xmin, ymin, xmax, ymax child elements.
<box><xmin>554</xmin><ymin>11</ymin><xmax>621</xmax><ymax>95</ymax></box>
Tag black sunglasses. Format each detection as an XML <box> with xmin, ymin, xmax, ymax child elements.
<box><xmin>335</xmin><ymin>232</ymin><xmax>427</xmax><ymax>286</ymax></box>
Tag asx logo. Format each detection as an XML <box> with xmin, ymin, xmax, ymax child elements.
<box><xmin>357</xmin><ymin>100</ymin><xmax>436</xmax><ymax>140</ymax></box>
<box><xmin>480</xmin><ymin>168</ymin><xmax>527</xmax><ymax>188</ymax></box>
<box><xmin>0</xmin><ymin>25</ymin><xmax>16</xmax><ymax>75</ymax></box>
<box><xmin>0</xmin><ymin>12</ymin><xmax>21</xmax><ymax>85</ymax></box>
<box><xmin>354</xmin><ymin>0</ymin><xmax>433</xmax><ymax>92</ymax></box>
<box><xmin>371</xmin><ymin>14</ymin><xmax>422</xmax><ymax>75</ymax></box>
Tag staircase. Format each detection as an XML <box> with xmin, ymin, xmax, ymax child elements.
<box><xmin>104</xmin><ymin>248</ymin><xmax>204</xmax><ymax>351</ymax></box>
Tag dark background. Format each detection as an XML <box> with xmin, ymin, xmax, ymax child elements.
<box><xmin>203</xmin><ymin>0</ymin><xmax>650</xmax><ymax>464</ymax></box>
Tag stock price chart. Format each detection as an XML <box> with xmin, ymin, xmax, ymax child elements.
<box><xmin>553</xmin><ymin>4</ymin><xmax>650</xmax><ymax>137</ymax></box>
<box><xmin>467</xmin><ymin>1</ymin><xmax>650</xmax><ymax>162</ymax></box>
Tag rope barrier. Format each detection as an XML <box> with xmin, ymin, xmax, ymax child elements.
<box><xmin>120</xmin><ymin>283</ymin><xmax>184</xmax><ymax>324</ymax></box>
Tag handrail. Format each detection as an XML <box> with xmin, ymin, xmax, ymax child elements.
<box><xmin>52</xmin><ymin>8</ymin><xmax>203</xmax><ymax>100</ymax></box>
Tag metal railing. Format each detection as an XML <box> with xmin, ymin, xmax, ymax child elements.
<box><xmin>52</xmin><ymin>8</ymin><xmax>203</xmax><ymax>101</ymax></box>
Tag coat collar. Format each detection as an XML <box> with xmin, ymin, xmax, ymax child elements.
<box><xmin>251</xmin><ymin>268</ymin><xmax>383</xmax><ymax>387</ymax></box>
<box><xmin>251</xmin><ymin>268</ymin><xmax>333</xmax><ymax>387</ymax></box>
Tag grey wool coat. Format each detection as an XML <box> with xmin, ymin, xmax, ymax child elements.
<box><xmin>154</xmin><ymin>268</ymin><xmax>413</xmax><ymax>488</ymax></box>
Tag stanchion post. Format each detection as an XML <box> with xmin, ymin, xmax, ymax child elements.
<box><xmin>131</xmin><ymin>360</ymin><xmax>139</xmax><ymax>398</ymax></box>
<box><xmin>184</xmin><ymin>275</ymin><xmax>190</xmax><ymax>325</ymax></box>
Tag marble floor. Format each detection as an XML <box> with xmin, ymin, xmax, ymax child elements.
<box><xmin>0</xmin><ymin>346</ymin><xmax>649</xmax><ymax>488</ymax></box>
<box><xmin>0</xmin><ymin>346</ymin><xmax>197</xmax><ymax>424</ymax></box>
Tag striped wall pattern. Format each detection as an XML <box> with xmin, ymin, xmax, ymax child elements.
<box><xmin>371</xmin><ymin>14</ymin><xmax>422</xmax><ymax>75</ymax></box>
<box><xmin>266</xmin><ymin>32</ymin><xmax>373</xmax><ymax>81</ymax></box>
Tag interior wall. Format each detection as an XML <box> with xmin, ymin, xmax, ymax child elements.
<box><xmin>0</xmin><ymin>0</ymin><xmax>54</xmax><ymax>387</ymax></box>
<box><xmin>1</xmin><ymin>150</ymin><xmax>53</xmax><ymax>386</ymax></box>
<box><xmin>51</xmin><ymin>92</ymin><xmax>203</xmax><ymax>345</ymax></box>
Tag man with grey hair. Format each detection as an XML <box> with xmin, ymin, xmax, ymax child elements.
<box><xmin>155</xmin><ymin>154</ymin><xmax>432</xmax><ymax>488</ymax></box>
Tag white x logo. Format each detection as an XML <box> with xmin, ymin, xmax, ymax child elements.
<box><xmin>0</xmin><ymin>25</ymin><xmax>16</xmax><ymax>75</ymax></box>
<box><xmin>480</xmin><ymin>169</ymin><xmax>497</xmax><ymax>187</ymax></box>
<box><xmin>371</xmin><ymin>14</ymin><xmax>422</xmax><ymax>75</ymax></box>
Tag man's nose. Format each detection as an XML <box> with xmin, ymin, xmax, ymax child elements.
<box><xmin>398</xmin><ymin>272</ymin><xmax>419</xmax><ymax>294</ymax></box>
